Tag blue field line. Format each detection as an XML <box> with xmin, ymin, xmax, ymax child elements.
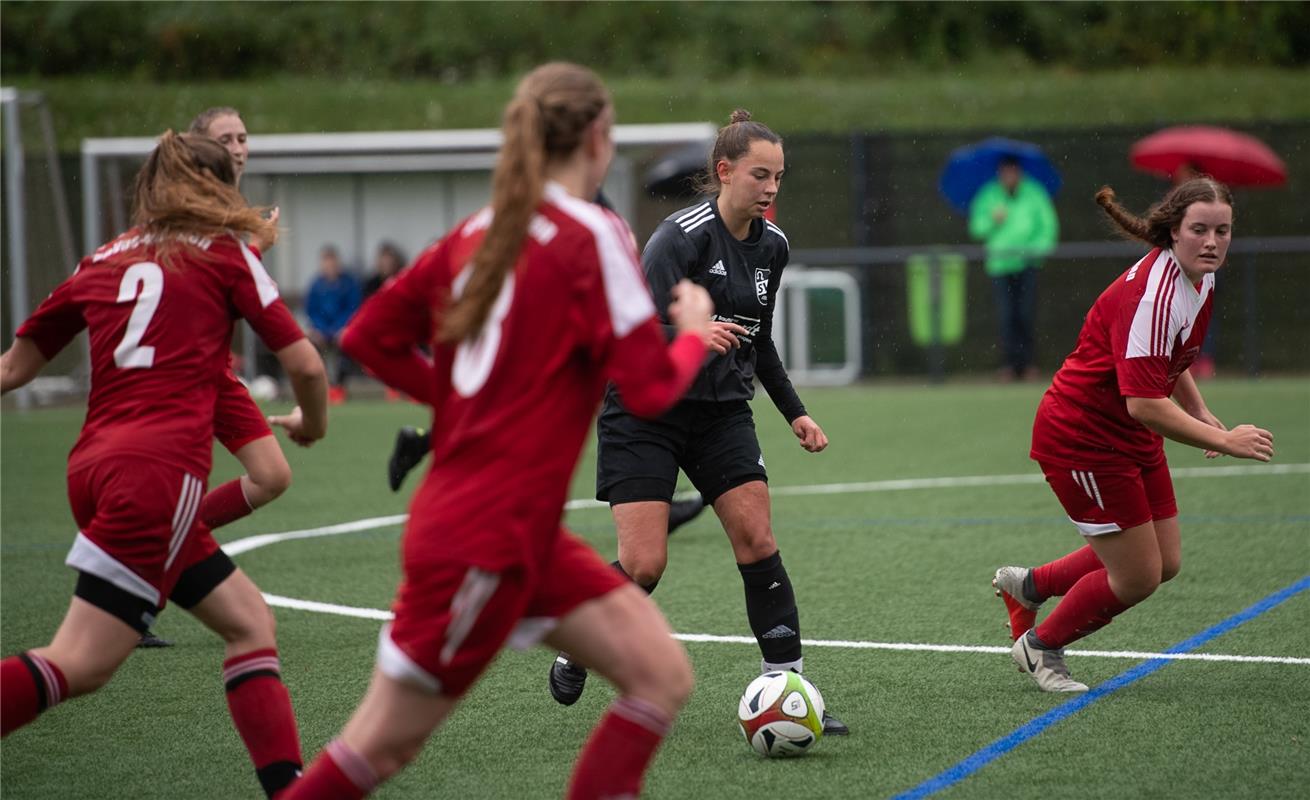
<box><xmin>890</xmin><ymin>574</ymin><xmax>1310</xmax><ymax>800</ymax></box>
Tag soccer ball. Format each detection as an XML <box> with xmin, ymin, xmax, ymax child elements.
<box><xmin>737</xmin><ymin>671</ymin><xmax>825</xmax><ymax>757</ymax></box>
<box><xmin>248</xmin><ymin>374</ymin><xmax>279</xmax><ymax>402</ymax></box>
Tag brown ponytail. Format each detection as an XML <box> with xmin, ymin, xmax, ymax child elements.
<box><xmin>1096</xmin><ymin>178</ymin><xmax>1234</xmax><ymax>251</ymax></box>
<box><xmin>440</xmin><ymin>62</ymin><xmax>610</xmax><ymax>343</ymax></box>
<box><xmin>131</xmin><ymin>131</ymin><xmax>275</xmax><ymax>267</ymax></box>
<box><xmin>692</xmin><ymin>108</ymin><xmax>783</xmax><ymax>196</ymax></box>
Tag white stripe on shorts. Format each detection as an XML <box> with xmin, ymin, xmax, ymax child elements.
<box><xmin>440</xmin><ymin>568</ymin><xmax>501</xmax><ymax>666</ymax></box>
<box><xmin>165</xmin><ymin>475</ymin><xmax>203</xmax><ymax>571</ymax></box>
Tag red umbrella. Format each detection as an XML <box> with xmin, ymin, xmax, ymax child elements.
<box><xmin>1130</xmin><ymin>126</ymin><xmax>1287</xmax><ymax>187</ymax></box>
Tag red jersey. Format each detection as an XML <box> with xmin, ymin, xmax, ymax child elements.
<box><xmin>1032</xmin><ymin>248</ymin><xmax>1214</xmax><ymax>468</ymax></box>
<box><xmin>343</xmin><ymin>181</ymin><xmax>706</xmax><ymax>569</ymax></box>
<box><xmin>17</xmin><ymin>229</ymin><xmax>304</xmax><ymax>478</ymax></box>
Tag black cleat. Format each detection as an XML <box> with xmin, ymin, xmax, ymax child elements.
<box><xmin>548</xmin><ymin>653</ymin><xmax>589</xmax><ymax>706</ymax></box>
<box><xmin>667</xmin><ymin>494</ymin><xmax>705</xmax><ymax>536</ymax></box>
<box><xmin>822</xmin><ymin>710</ymin><xmax>850</xmax><ymax>736</ymax></box>
<box><xmin>388</xmin><ymin>426</ymin><xmax>431</xmax><ymax>492</ymax></box>
<box><xmin>136</xmin><ymin>630</ymin><xmax>173</xmax><ymax>648</ymax></box>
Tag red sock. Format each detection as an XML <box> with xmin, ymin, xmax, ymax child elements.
<box><xmin>202</xmin><ymin>478</ymin><xmax>255</xmax><ymax>530</ymax></box>
<box><xmin>1034</xmin><ymin>569</ymin><xmax>1131</xmax><ymax>649</ymax></box>
<box><xmin>2</xmin><ymin>652</ymin><xmax>68</xmax><ymax>737</ymax></box>
<box><xmin>280</xmin><ymin>740</ymin><xmax>376</xmax><ymax>800</ymax></box>
<box><xmin>1032</xmin><ymin>545</ymin><xmax>1103</xmax><ymax>600</ymax></box>
<box><xmin>568</xmin><ymin>696</ymin><xmax>672</xmax><ymax>800</ymax></box>
<box><xmin>224</xmin><ymin>649</ymin><xmax>303</xmax><ymax>798</ymax></box>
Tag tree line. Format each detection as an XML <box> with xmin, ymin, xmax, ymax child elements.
<box><xmin>5</xmin><ymin>1</ymin><xmax>1308</xmax><ymax>81</ymax></box>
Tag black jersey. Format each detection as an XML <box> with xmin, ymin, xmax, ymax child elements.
<box><xmin>638</xmin><ymin>198</ymin><xmax>805</xmax><ymax>422</ymax></box>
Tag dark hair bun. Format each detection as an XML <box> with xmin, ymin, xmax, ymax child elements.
<box><xmin>730</xmin><ymin>108</ymin><xmax>752</xmax><ymax>124</ymax></box>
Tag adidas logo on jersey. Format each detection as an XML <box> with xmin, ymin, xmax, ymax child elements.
<box><xmin>708</xmin><ymin>260</ymin><xmax>727</xmax><ymax>276</ymax></box>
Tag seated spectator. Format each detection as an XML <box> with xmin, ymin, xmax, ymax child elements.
<box><xmin>305</xmin><ymin>245</ymin><xmax>361</xmax><ymax>402</ymax></box>
<box><xmin>363</xmin><ymin>241</ymin><xmax>407</xmax><ymax>300</ymax></box>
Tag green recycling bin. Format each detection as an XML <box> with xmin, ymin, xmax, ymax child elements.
<box><xmin>907</xmin><ymin>253</ymin><xmax>967</xmax><ymax>347</ymax></box>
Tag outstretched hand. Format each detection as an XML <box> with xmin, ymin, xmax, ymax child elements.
<box><xmin>1223</xmin><ymin>424</ymin><xmax>1274</xmax><ymax>462</ymax></box>
<box><xmin>268</xmin><ymin>405</ymin><xmax>320</xmax><ymax>447</ymax></box>
<box><xmin>791</xmin><ymin>415</ymin><xmax>828</xmax><ymax>453</ymax></box>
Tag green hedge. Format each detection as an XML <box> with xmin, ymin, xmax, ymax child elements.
<box><xmin>4</xmin><ymin>1</ymin><xmax>1308</xmax><ymax>81</ymax></box>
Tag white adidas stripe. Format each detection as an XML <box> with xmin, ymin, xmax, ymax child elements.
<box><xmin>165</xmin><ymin>475</ymin><xmax>202</xmax><ymax>571</ymax></box>
<box><xmin>681</xmin><ymin>208</ymin><xmax>712</xmax><ymax>230</ymax></box>
<box><xmin>683</xmin><ymin>213</ymin><xmax>715</xmax><ymax>233</ymax></box>
<box><xmin>675</xmin><ymin>203</ymin><xmax>712</xmax><ymax>224</ymax></box>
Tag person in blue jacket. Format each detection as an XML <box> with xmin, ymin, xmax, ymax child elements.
<box><xmin>305</xmin><ymin>244</ymin><xmax>361</xmax><ymax>402</ymax></box>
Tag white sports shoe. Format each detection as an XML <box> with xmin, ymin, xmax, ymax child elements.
<box><xmin>1012</xmin><ymin>633</ymin><xmax>1089</xmax><ymax>693</ymax></box>
<box><xmin>993</xmin><ymin>567</ymin><xmax>1040</xmax><ymax>610</ymax></box>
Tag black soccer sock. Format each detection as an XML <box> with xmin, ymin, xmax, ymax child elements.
<box><xmin>738</xmin><ymin>550</ymin><xmax>802</xmax><ymax>666</ymax></box>
<box><xmin>611</xmin><ymin>559</ymin><xmax>659</xmax><ymax>594</ymax></box>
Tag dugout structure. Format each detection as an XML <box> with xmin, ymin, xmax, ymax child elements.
<box><xmin>68</xmin><ymin>124</ymin><xmax>717</xmax><ymax>389</ymax></box>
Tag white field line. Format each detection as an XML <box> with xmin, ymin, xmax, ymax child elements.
<box><xmin>241</xmin><ymin>463</ymin><xmax>1310</xmax><ymax>668</ymax></box>
<box><xmin>225</xmin><ymin>462</ymin><xmax>1310</xmax><ymax>557</ymax></box>
<box><xmin>257</xmin><ymin>594</ymin><xmax>1310</xmax><ymax>666</ymax></box>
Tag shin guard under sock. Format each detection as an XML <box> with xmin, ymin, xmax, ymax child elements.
<box><xmin>1034</xmin><ymin>569</ymin><xmax>1131</xmax><ymax>649</ymax></box>
<box><xmin>224</xmin><ymin>648</ymin><xmax>303</xmax><ymax>798</ymax></box>
<box><xmin>738</xmin><ymin>551</ymin><xmax>802</xmax><ymax>666</ymax></box>
<box><xmin>202</xmin><ymin>478</ymin><xmax>255</xmax><ymax>530</ymax></box>
<box><xmin>1030</xmin><ymin>545</ymin><xmax>1103</xmax><ymax>602</ymax></box>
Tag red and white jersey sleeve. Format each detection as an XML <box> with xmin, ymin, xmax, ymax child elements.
<box><xmin>1112</xmin><ymin>250</ymin><xmax>1214</xmax><ymax>399</ymax></box>
<box><xmin>340</xmin><ymin>237</ymin><xmax>447</xmax><ymax>405</ymax></box>
<box><xmin>1034</xmin><ymin>248</ymin><xmax>1214</xmax><ymax>469</ymax></box>
<box><xmin>227</xmin><ymin>239</ymin><xmax>305</xmax><ymax>352</ymax></box>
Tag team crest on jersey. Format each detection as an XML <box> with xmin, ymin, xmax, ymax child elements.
<box><xmin>754</xmin><ymin>268</ymin><xmax>771</xmax><ymax>306</ymax></box>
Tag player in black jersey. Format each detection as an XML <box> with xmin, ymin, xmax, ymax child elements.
<box><xmin>548</xmin><ymin>109</ymin><xmax>848</xmax><ymax>736</ymax></box>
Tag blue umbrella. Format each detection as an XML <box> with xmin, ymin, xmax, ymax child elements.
<box><xmin>938</xmin><ymin>137</ymin><xmax>1061</xmax><ymax>214</ymax></box>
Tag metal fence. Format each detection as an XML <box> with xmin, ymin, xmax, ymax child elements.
<box><xmin>4</xmin><ymin>115</ymin><xmax>1307</xmax><ymax>394</ymax></box>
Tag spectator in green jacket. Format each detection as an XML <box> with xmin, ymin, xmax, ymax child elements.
<box><xmin>969</xmin><ymin>157</ymin><xmax>1059</xmax><ymax>381</ymax></box>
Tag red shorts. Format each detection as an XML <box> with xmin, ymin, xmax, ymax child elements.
<box><xmin>65</xmin><ymin>457</ymin><xmax>210</xmax><ymax>607</ymax></box>
<box><xmin>1039</xmin><ymin>458</ymin><xmax>1178</xmax><ymax>536</ymax></box>
<box><xmin>379</xmin><ymin>529</ymin><xmax>627</xmax><ymax>697</ymax></box>
<box><xmin>214</xmin><ymin>369</ymin><xmax>272</xmax><ymax>453</ymax></box>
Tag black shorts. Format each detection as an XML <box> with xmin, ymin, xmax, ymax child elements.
<box><xmin>596</xmin><ymin>397</ymin><xmax>767</xmax><ymax>505</ymax></box>
<box><xmin>71</xmin><ymin>548</ymin><xmax>237</xmax><ymax>634</ymax></box>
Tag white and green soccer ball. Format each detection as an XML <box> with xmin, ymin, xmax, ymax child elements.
<box><xmin>737</xmin><ymin>671</ymin><xmax>825</xmax><ymax>757</ymax></box>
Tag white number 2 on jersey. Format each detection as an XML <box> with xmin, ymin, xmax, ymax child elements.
<box><xmin>451</xmin><ymin>273</ymin><xmax>515</xmax><ymax>397</ymax></box>
<box><xmin>113</xmin><ymin>261</ymin><xmax>164</xmax><ymax>369</ymax></box>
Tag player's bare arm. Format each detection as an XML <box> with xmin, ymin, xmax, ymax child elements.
<box><xmin>271</xmin><ymin>338</ymin><xmax>329</xmax><ymax>444</ymax></box>
<box><xmin>0</xmin><ymin>338</ymin><xmax>49</xmax><ymax>394</ymax></box>
<box><xmin>1125</xmin><ymin>395</ymin><xmax>1271</xmax><ymax>461</ymax></box>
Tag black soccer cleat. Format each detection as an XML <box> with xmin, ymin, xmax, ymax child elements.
<box><xmin>822</xmin><ymin>709</ymin><xmax>850</xmax><ymax>736</ymax></box>
<box><xmin>136</xmin><ymin>630</ymin><xmax>173</xmax><ymax>648</ymax></box>
<box><xmin>548</xmin><ymin>653</ymin><xmax>589</xmax><ymax>706</ymax></box>
<box><xmin>388</xmin><ymin>426</ymin><xmax>431</xmax><ymax>492</ymax></box>
<box><xmin>667</xmin><ymin>494</ymin><xmax>706</xmax><ymax>536</ymax></box>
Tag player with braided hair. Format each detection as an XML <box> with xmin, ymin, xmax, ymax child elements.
<box><xmin>993</xmin><ymin>178</ymin><xmax>1274</xmax><ymax>692</ymax></box>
